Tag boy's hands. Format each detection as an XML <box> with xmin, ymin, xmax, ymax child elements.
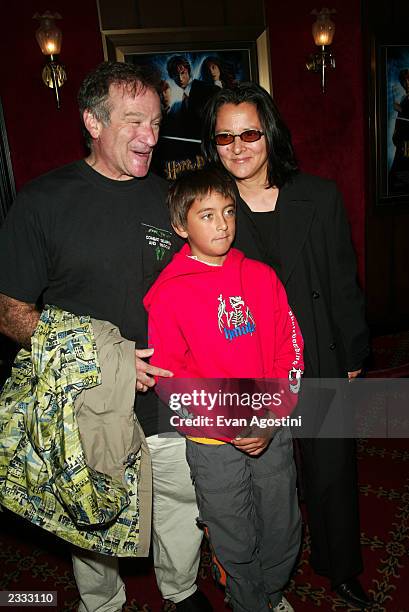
<box><xmin>232</xmin><ymin>425</ymin><xmax>277</xmax><ymax>456</ymax></box>
<box><xmin>135</xmin><ymin>347</ymin><xmax>173</xmax><ymax>392</ymax></box>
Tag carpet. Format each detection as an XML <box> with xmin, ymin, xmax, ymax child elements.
<box><xmin>1</xmin><ymin>438</ymin><xmax>408</xmax><ymax>611</ymax></box>
<box><xmin>366</xmin><ymin>331</ymin><xmax>409</xmax><ymax>378</ymax></box>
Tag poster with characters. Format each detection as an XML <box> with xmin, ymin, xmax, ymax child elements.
<box><xmin>124</xmin><ymin>49</ymin><xmax>253</xmax><ymax>181</ymax></box>
<box><xmin>386</xmin><ymin>45</ymin><xmax>409</xmax><ymax>198</ymax></box>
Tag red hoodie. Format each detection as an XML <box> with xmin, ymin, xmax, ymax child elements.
<box><xmin>143</xmin><ymin>244</ymin><xmax>304</xmax><ymax>440</ymax></box>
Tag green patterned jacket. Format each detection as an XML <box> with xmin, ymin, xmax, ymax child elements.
<box><xmin>0</xmin><ymin>305</ymin><xmax>142</xmax><ymax>556</ymax></box>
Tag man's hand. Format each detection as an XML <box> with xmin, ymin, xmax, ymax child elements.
<box><xmin>231</xmin><ymin>425</ymin><xmax>276</xmax><ymax>456</ymax></box>
<box><xmin>347</xmin><ymin>368</ymin><xmax>362</xmax><ymax>381</ymax></box>
<box><xmin>135</xmin><ymin>347</ymin><xmax>173</xmax><ymax>392</ymax></box>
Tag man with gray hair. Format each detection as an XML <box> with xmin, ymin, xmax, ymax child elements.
<box><xmin>0</xmin><ymin>61</ymin><xmax>211</xmax><ymax>612</ymax></box>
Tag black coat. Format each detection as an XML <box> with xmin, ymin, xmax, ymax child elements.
<box><xmin>234</xmin><ymin>172</ymin><xmax>369</xmax><ymax>583</ymax></box>
<box><xmin>233</xmin><ymin>172</ymin><xmax>369</xmax><ymax>378</ymax></box>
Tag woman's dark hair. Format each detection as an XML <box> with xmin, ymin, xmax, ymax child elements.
<box><xmin>167</xmin><ymin>166</ymin><xmax>236</xmax><ymax>228</ymax></box>
<box><xmin>78</xmin><ymin>61</ymin><xmax>161</xmax><ymax>147</ymax></box>
<box><xmin>201</xmin><ymin>82</ymin><xmax>298</xmax><ymax>188</ymax></box>
<box><xmin>200</xmin><ymin>56</ymin><xmax>235</xmax><ymax>88</ymax></box>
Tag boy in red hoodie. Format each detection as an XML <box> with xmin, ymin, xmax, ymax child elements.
<box><xmin>143</xmin><ymin>167</ymin><xmax>304</xmax><ymax>612</ymax></box>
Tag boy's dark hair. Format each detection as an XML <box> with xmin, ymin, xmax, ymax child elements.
<box><xmin>78</xmin><ymin>61</ymin><xmax>161</xmax><ymax>147</ymax></box>
<box><xmin>167</xmin><ymin>166</ymin><xmax>237</xmax><ymax>228</ymax></box>
<box><xmin>166</xmin><ymin>55</ymin><xmax>191</xmax><ymax>81</ymax></box>
<box><xmin>201</xmin><ymin>81</ymin><xmax>298</xmax><ymax>189</ymax></box>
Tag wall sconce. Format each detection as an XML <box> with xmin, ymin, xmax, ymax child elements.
<box><xmin>33</xmin><ymin>10</ymin><xmax>67</xmax><ymax>109</ymax></box>
<box><xmin>306</xmin><ymin>8</ymin><xmax>336</xmax><ymax>93</ymax></box>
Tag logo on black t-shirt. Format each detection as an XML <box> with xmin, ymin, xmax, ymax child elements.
<box><xmin>142</xmin><ymin>224</ymin><xmax>173</xmax><ymax>261</ymax></box>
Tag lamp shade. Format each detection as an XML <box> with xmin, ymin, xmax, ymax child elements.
<box><xmin>311</xmin><ymin>8</ymin><xmax>335</xmax><ymax>47</ymax></box>
<box><xmin>33</xmin><ymin>11</ymin><xmax>63</xmax><ymax>56</ymax></box>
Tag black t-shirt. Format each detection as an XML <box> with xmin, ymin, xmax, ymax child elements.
<box><xmin>235</xmin><ymin>192</ymin><xmax>315</xmax><ymax>376</ymax></box>
<box><xmin>0</xmin><ymin>160</ymin><xmax>181</xmax><ymax>342</ymax></box>
<box><xmin>0</xmin><ymin>159</ymin><xmax>181</xmax><ymax>434</ymax></box>
<box><xmin>249</xmin><ymin>207</ymin><xmax>281</xmax><ymax>275</ymax></box>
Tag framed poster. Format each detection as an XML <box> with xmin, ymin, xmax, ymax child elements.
<box><xmin>0</xmin><ymin>98</ymin><xmax>16</xmax><ymax>224</ymax></box>
<box><xmin>373</xmin><ymin>41</ymin><xmax>409</xmax><ymax>205</ymax></box>
<box><xmin>102</xmin><ymin>28</ymin><xmax>271</xmax><ymax>180</ymax></box>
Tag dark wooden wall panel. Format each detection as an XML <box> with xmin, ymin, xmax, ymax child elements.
<box><xmin>183</xmin><ymin>0</ymin><xmax>225</xmax><ymax>27</ymax></box>
<box><xmin>136</xmin><ymin>0</ymin><xmax>184</xmax><ymax>28</ymax></box>
<box><xmin>225</xmin><ymin>0</ymin><xmax>265</xmax><ymax>27</ymax></box>
<box><xmin>98</xmin><ymin>0</ymin><xmax>140</xmax><ymax>29</ymax></box>
<box><xmin>98</xmin><ymin>0</ymin><xmax>265</xmax><ymax>30</ymax></box>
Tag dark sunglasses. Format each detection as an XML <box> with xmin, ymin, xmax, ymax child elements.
<box><xmin>214</xmin><ymin>130</ymin><xmax>265</xmax><ymax>146</ymax></box>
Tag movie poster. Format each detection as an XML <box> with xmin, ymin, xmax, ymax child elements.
<box><xmin>386</xmin><ymin>46</ymin><xmax>409</xmax><ymax>197</ymax></box>
<box><xmin>125</xmin><ymin>49</ymin><xmax>252</xmax><ymax>180</ymax></box>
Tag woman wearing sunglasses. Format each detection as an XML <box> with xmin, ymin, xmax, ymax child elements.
<box><xmin>201</xmin><ymin>82</ymin><xmax>371</xmax><ymax>611</ymax></box>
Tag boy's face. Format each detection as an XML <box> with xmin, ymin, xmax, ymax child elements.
<box><xmin>174</xmin><ymin>191</ymin><xmax>236</xmax><ymax>265</ymax></box>
<box><xmin>176</xmin><ymin>64</ymin><xmax>190</xmax><ymax>88</ymax></box>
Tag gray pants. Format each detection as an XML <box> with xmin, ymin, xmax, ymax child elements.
<box><xmin>186</xmin><ymin>429</ymin><xmax>301</xmax><ymax>612</ymax></box>
<box><xmin>147</xmin><ymin>434</ymin><xmax>202</xmax><ymax>603</ymax></box>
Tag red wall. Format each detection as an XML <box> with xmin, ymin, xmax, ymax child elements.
<box><xmin>2</xmin><ymin>0</ymin><xmax>103</xmax><ymax>191</ymax></box>
<box><xmin>266</xmin><ymin>0</ymin><xmax>366</xmax><ymax>282</ymax></box>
